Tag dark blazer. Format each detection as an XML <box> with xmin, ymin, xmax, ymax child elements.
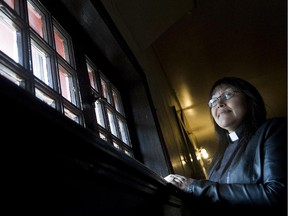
<box><xmin>184</xmin><ymin>117</ymin><xmax>287</xmax><ymax>215</ymax></box>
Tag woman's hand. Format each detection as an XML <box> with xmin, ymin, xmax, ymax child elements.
<box><xmin>164</xmin><ymin>174</ymin><xmax>194</xmax><ymax>192</ymax></box>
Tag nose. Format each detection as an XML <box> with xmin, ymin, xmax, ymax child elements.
<box><xmin>216</xmin><ymin>96</ymin><xmax>225</xmax><ymax>107</ymax></box>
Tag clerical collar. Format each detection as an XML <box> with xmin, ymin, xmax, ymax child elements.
<box><xmin>228</xmin><ymin>131</ymin><xmax>239</xmax><ymax>142</ymax></box>
<box><xmin>228</xmin><ymin>124</ymin><xmax>245</xmax><ymax>142</ymax></box>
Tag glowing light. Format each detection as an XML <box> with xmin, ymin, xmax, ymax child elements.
<box><xmin>200</xmin><ymin>148</ymin><xmax>209</xmax><ymax>159</ymax></box>
<box><xmin>180</xmin><ymin>155</ymin><xmax>186</xmax><ymax>165</ymax></box>
<box><xmin>196</xmin><ymin>148</ymin><xmax>209</xmax><ymax>160</ymax></box>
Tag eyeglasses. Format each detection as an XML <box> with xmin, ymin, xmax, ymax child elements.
<box><xmin>208</xmin><ymin>90</ymin><xmax>239</xmax><ymax>108</ymax></box>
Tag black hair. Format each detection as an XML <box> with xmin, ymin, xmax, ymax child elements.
<box><xmin>208</xmin><ymin>77</ymin><xmax>267</xmax><ymax>172</ymax></box>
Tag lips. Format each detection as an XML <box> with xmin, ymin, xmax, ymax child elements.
<box><xmin>217</xmin><ymin>109</ymin><xmax>231</xmax><ymax>118</ymax></box>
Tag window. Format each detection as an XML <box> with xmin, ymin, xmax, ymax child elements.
<box><xmin>54</xmin><ymin>24</ymin><xmax>73</xmax><ymax>64</ymax></box>
<box><xmin>35</xmin><ymin>88</ymin><xmax>56</xmax><ymax>108</ymax></box>
<box><xmin>27</xmin><ymin>0</ymin><xmax>48</xmax><ymax>41</ymax></box>
<box><xmin>0</xmin><ymin>0</ymin><xmax>84</xmax><ymax>125</ymax></box>
<box><xmin>0</xmin><ymin>62</ymin><xmax>25</xmax><ymax>87</ymax></box>
<box><xmin>0</xmin><ymin>9</ymin><xmax>22</xmax><ymax>64</ymax></box>
<box><xmin>86</xmin><ymin>57</ymin><xmax>133</xmax><ymax>156</ymax></box>
<box><xmin>100</xmin><ymin>76</ymin><xmax>112</xmax><ymax>104</ymax></box>
<box><xmin>58</xmin><ymin>63</ymin><xmax>78</xmax><ymax>105</ymax></box>
<box><xmin>31</xmin><ymin>39</ymin><xmax>53</xmax><ymax>87</ymax></box>
<box><xmin>0</xmin><ymin>0</ymin><xmax>134</xmax><ymax>157</ymax></box>
<box><xmin>3</xmin><ymin>0</ymin><xmax>15</xmax><ymax>9</ymax></box>
<box><xmin>86</xmin><ymin>61</ymin><xmax>98</xmax><ymax>91</ymax></box>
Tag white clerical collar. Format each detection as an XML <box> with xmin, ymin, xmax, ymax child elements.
<box><xmin>228</xmin><ymin>131</ymin><xmax>239</xmax><ymax>142</ymax></box>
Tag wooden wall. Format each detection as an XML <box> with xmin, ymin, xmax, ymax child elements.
<box><xmin>0</xmin><ymin>75</ymin><xmax>184</xmax><ymax>215</ymax></box>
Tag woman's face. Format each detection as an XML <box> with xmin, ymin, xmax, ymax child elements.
<box><xmin>210</xmin><ymin>84</ymin><xmax>248</xmax><ymax>132</ymax></box>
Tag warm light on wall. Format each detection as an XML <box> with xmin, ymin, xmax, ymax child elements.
<box><xmin>196</xmin><ymin>147</ymin><xmax>209</xmax><ymax>160</ymax></box>
<box><xmin>180</xmin><ymin>155</ymin><xmax>186</xmax><ymax>165</ymax></box>
<box><xmin>200</xmin><ymin>148</ymin><xmax>209</xmax><ymax>159</ymax></box>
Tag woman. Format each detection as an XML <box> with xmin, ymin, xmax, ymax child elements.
<box><xmin>165</xmin><ymin>77</ymin><xmax>287</xmax><ymax>215</ymax></box>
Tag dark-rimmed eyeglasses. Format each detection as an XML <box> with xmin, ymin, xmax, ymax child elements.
<box><xmin>208</xmin><ymin>90</ymin><xmax>239</xmax><ymax>108</ymax></box>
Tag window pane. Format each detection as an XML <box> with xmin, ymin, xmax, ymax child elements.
<box><xmin>95</xmin><ymin>100</ymin><xmax>105</xmax><ymax>128</ymax></box>
<box><xmin>124</xmin><ymin>149</ymin><xmax>132</xmax><ymax>156</ymax></box>
<box><xmin>100</xmin><ymin>78</ymin><xmax>112</xmax><ymax>104</ymax></box>
<box><xmin>86</xmin><ymin>62</ymin><xmax>97</xmax><ymax>90</ymax></box>
<box><xmin>0</xmin><ymin>63</ymin><xmax>25</xmax><ymax>87</ymax></box>
<box><xmin>117</xmin><ymin>118</ymin><xmax>130</xmax><ymax>145</ymax></box>
<box><xmin>35</xmin><ymin>88</ymin><xmax>56</xmax><ymax>108</ymax></box>
<box><xmin>64</xmin><ymin>107</ymin><xmax>79</xmax><ymax>123</ymax></box>
<box><xmin>27</xmin><ymin>0</ymin><xmax>47</xmax><ymax>40</ymax></box>
<box><xmin>112</xmin><ymin>89</ymin><xmax>123</xmax><ymax>114</ymax></box>
<box><xmin>31</xmin><ymin>40</ymin><xmax>53</xmax><ymax>88</ymax></box>
<box><xmin>107</xmin><ymin>109</ymin><xmax>117</xmax><ymax>137</ymax></box>
<box><xmin>113</xmin><ymin>141</ymin><xmax>120</xmax><ymax>150</ymax></box>
<box><xmin>54</xmin><ymin>26</ymin><xmax>70</xmax><ymax>63</ymax></box>
<box><xmin>0</xmin><ymin>10</ymin><xmax>22</xmax><ymax>64</ymax></box>
<box><xmin>58</xmin><ymin>64</ymin><xmax>77</xmax><ymax>105</ymax></box>
<box><xmin>99</xmin><ymin>132</ymin><xmax>107</xmax><ymax>141</ymax></box>
<box><xmin>3</xmin><ymin>0</ymin><xmax>15</xmax><ymax>9</ymax></box>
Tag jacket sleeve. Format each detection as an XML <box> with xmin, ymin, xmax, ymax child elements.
<box><xmin>186</xmin><ymin>118</ymin><xmax>287</xmax><ymax>210</ymax></box>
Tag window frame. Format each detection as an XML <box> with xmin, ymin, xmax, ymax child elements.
<box><xmin>0</xmin><ymin>0</ymin><xmax>134</xmax><ymax>157</ymax></box>
<box><xmin>85</xmin><ymin>56</ymin><xmax>133</xmax><ymax>156</ymax></box>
